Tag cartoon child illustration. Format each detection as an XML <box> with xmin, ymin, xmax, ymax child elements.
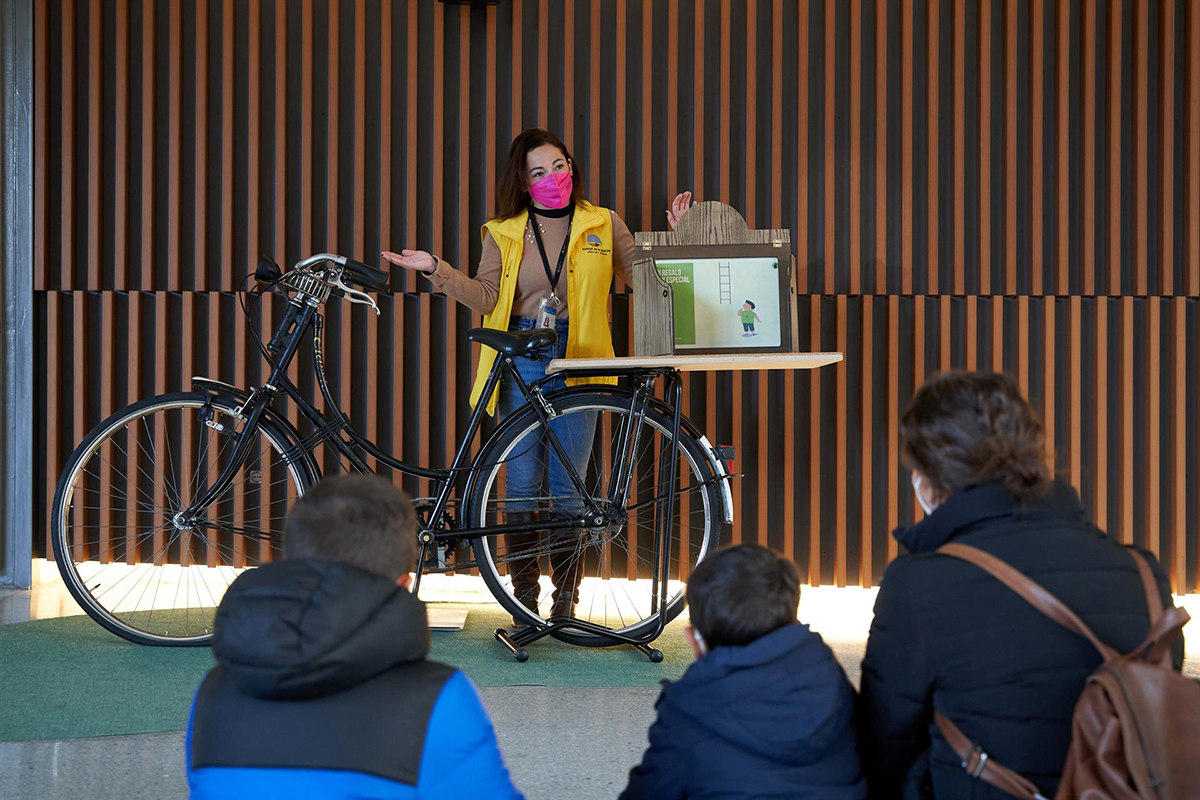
<box><xmin>739</xmin><ymin>300</ymin><xmax>761</xmax><ymax>336</ymax></box>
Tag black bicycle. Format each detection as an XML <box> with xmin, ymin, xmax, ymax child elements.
<box><xmin>51</xmin><ymin>253</ymin><xmax>732</xmax><ymax>656</ymax></box>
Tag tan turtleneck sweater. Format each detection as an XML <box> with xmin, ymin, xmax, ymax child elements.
<box><xmin>422</xmin><ymin>210</ymin><xmax>636</xmax><ymax>319</ymax></box>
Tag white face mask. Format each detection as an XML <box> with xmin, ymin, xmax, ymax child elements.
<box><xmin>692</xmin><ymin>629</ymin><xmax>708</xmax><ymax>656</ymax></box>
<box><xmin>912</xmin><ymin>474</ymin><xmax>935</xmax><ymax>516</ymax></box>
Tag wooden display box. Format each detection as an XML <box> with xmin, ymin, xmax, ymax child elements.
<box><xmin>632</xmin><ymin>202</ymin><xmax>800</xmax><ymax>357</ymax></box>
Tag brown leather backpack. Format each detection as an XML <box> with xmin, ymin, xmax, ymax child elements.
<box><xmin>932</xmin><ymin>543</ymin><xmax>1199</xmax><ymax>799</ymax></box>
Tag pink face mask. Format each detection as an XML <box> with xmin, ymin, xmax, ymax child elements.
<box><xmin>529</xmin><ymin>171</ymin><xmax>574</xmax><ymax>209</ymax></box>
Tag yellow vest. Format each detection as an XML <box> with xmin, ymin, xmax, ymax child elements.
<box><xmin>469</xmin><ymin>202</ymin><xmax>619</xmax><ymax>415</ymax></box>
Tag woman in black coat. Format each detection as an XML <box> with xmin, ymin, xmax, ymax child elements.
<box><xmin>857</xmin><ymin>372</ymin><xmax>1183</xmax><ymax>799</ymax></box>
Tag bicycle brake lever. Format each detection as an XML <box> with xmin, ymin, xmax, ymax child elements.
<box><xmin>330</xmin><ymin>271</ymin><xmax>381</xmax><ymax>316</ymax></box>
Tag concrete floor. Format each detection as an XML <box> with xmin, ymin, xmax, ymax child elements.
<box><xmin>0</xmin><ymin>687</ymin><xmax>664</xmax><ymax>800</ymax></box>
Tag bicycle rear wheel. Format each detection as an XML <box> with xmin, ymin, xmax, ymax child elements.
<box><xmin>466</xmin><ymin>388</ymin><xmax>725</xmax><ymax>646</ymax></box>
<box><xmin>50</xmin><ymin>392</ymin><xmax>312</xmax><ymax>645</ymax></box>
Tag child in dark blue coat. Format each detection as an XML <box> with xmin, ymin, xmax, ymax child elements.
<box><xmin>621</xmin><ymin>545</ymin><xmax>866</xmax><ymax>800</ymax></box>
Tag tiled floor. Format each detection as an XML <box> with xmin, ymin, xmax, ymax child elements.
<box><xmin>0</xmin><ymin>579</ymin><xmax>90</xmax><ymax>626</ymax></box>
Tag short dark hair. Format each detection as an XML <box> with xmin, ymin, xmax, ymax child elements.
<box><xmin>686</xmin><ymin>545</ymin><xmax>800</xmax><ymax>649</ymax></box>
<box><xmin>901</xmin><ymin>371</ymin><xmax>1051</xmax><ymax>503</ymax></box>
<box><xmin>745</xmin><ymin>300</ymin><xmax>755</xmax><ymax>308</ymax></box>
<box><xmin>494</xmin><ymin>128</ymin><xmax>588</xmax><ymax>220</ymax></box>
<box><xmin>283</xmin><ymin>475</ymin><xmax>416</xmax><ymax>581</ymax></box>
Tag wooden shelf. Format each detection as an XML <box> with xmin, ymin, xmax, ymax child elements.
<box><xmin>546</xmin><ymin>352</ymin><xmax>843</xmax><ymax>374</ymax></box>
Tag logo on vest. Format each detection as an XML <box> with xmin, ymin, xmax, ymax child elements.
<box><xmin>581</xmin><ymin>233</ymin><xmax>610</xmax><ymax>256</ymax></box>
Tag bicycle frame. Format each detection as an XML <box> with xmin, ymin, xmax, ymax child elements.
<box><xmin>181</xmin><ymin>297</ymin><xmax>670</xmax><ymax>552</ymax></box>
<box><xmin>168</xmin><ymin>275</ymin><xmax>730</xmax><ymax>657</ymax></box>
<box><xmin>54</xmin><ymin>247</ymin><xmax>738</xmax><ymax>656</ymax></box>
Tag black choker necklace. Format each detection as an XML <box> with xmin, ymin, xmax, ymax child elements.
<box><xmin>531</xmin><ymin>204</ymin><xmax>572</xmax><ymax>219</ymax></box>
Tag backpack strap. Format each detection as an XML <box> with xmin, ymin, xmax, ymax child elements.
<box><xmin>1125</xmin><ymin>547</ymin><xmax>1185</xmax><ymax>667</ymax></box>
<box><xmin>938</xmin><ymin>543</ymin><xmax>1119</xmax><ymax>662</ymax></box>
<box><xmin>933</xmin><ymin>712</ymin><xmax>1050</xmax><ymax>800</ymax></box>
<box><xmin>934</xmin><ymin>544</ymin><xmax>1186</xmax><ymax>798</ymax></box>
<box><xmin>1126</xmin><ymin>547</ymin><xmax>1162</xmax><ymax>624</ymax></box>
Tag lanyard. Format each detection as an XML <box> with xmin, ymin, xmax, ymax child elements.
<box><xmin>529</xmin><ymin>205</ymin><xmax>574</xmax><ymax>303</ymax></box>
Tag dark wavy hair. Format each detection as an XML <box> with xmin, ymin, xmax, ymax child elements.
<box><xmin>494</xmin><ymin>129</ymin><xmax>587</xmax><ymax>219</ymax></box>
<box><xmin>900</xmin><ymin>371</ymin><xmax>1052</xmax><ymax>503</ymax></box>
<box><xmin>686</xmin><ymin>545</ymin><xmax>800</xmax><ymax>649</ymax></box>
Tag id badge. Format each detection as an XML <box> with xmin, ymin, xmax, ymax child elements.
<box><xmin>537</xmin><ymin>297</ymin><xmax>559</xmax><ymax>329</ymax></box>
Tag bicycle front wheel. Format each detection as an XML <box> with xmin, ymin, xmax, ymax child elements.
<box><xmin>50</xmin><ymin>392</ymin><xmax>312</xmax><ymax>645</ymax></box>
<box><xmin>466</xmin><ymin>388</ymin><xmax>724</xmax><ymax>645</ymax></box>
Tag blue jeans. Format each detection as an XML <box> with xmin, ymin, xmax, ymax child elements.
<box><xmin>497</xmin><ymin>317</ymin><xmax>598</xmax><ymax>605</ymax></box>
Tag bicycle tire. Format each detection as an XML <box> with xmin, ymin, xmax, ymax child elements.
<box><xmin>50</xmin><ymin>391</ymin><xmax>314</xmax><ymax>646</ymax></box>
<box><xmin>464</xmin><ymin>388</ymin><xmax>724</xmax><ymax>646</ymax></box>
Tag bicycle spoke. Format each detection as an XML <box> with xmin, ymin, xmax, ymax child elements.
<box><xmin>56</xmin><ymin>397</ymin><xmax>307</xmax><ymax>643</ymax></box>
<box><xmin>127</xmin><ymin>561</ymin><xmax>162</xmax><ymax>626</ymax></box>
<box><xmin>195</xmin><ymin>536</ymin><xmax>282</xmax><ymax>563</ymax></box>
<box><xmin>65</xmin><ymin>522</ymin><xmax>168</xmax><ymax>532</ymax></box>
<box><xmin>188</xmin><ymin>426</ymin><xmax>217</xmax><ymax>498</ymax></box>
<box><xmin>184</xmin><ymin>569</ymin><xmax>192</xmax><ymax>635</ymax></box>
<box><xmin>198</xmin><ymin>563</ymin><xmax>223</xmax><ymax>612</ymax></box>
<box><xmin>471</xmin><ymin>397</ymin><xmax>718</xmax><ymax>639</ymax></box>
<box><xmin>102</xmin><ymin>422</ymin><xmax>176</xmax><ymax>501</ymax></box>
<box><xmin>585</xmin><ymin>573</ymin><xmax>600</xmax><ymax>624</ymax></box>
<box><xmin>145</xmin><ymin>415</ymin><xmax>180</xmax><ymax>511</ymax></box>
<box><xmin>611</xmin><ymin>576</ymin><xmax>636</xmax><ymax>629</ymax></box>
<box><xmin>64</xmin><ymin>528</ymin><xmax>173</xmax><ymax>562</ymax></box>
<box><xmin>79</xmin><ymin>457</ymin><xmax>162</xmax><ymax>510</ymax></box>
<box><xmin>87</xmin><ymin>530</ymin><xmax>180</xmax><ymax>604</ymax></box>
<box><xmin>101</xmin><ymin>563</ymin><xmax>164</xmax><ymax>620</ymax></box>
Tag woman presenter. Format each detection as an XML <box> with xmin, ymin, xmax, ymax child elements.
<box><xmin>383</xmin><ymin>128</ymin><xmax>692</xmax><ymax>624</ymax></box>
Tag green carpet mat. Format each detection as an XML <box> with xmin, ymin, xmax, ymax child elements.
<box><xmin>0</xmin><ymin>605</ymin><xmax>690</xmax><ymax>742</ymax></box>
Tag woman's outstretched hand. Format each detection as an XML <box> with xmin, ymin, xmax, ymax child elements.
<box><xmin>381</xmin><ymin>250</ymin><xmax>437</xmax><ymax>274</ymax></box>
<box><xmin>666</xmin><ymin>191</ymin><xmax>696</xmax><ymax>231</ymax></box>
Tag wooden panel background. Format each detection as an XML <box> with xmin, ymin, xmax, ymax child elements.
<box><xmin>33</xmin><ymin>0</ymin><xmax>1200</xmax><ymax>590</ymax></box>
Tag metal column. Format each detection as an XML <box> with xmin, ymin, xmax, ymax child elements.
<box><xmin>0</xmin><ymin>0</ymin><xmax>34</xmax><ymax>588</ymax></box>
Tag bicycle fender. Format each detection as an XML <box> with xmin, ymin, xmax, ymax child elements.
<box><xmin>190</xmin><ymin>377</ymin><xmax>322</xmax><ymax>487</ymax></box>
<box><xmin>691</xmin><ymin>433</ymin><xmax>735</xmax><ymax>524</ymax></box>
<box><xmin>590</xmin><ymin>387</ymin><xmax>735</xmax><ymax>525</ymax></box>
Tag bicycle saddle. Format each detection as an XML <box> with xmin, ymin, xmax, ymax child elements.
<box><xmin>467</xmin><ymin>327</ymin><xmax>558</xmax><ymax>356</ymax></box>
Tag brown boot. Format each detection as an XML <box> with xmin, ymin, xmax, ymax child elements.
<box><xmin>512</xmin><ymin>589</ymin><xmax>541</xmax><ymax>629</ymax></box>
<box><xmin>548</xmin><ymin>528</ymin><xmax>586</xmax><ymax>619</ymax></box>
<box><xmin>504</xmin><ymin>511</ymin><xmax>543</xmax><ymax>627</ymax></box>
<box><xmin>550</xmin><ymin>592</ymin><xmax>576</xmax><ymax>620</ymax></box>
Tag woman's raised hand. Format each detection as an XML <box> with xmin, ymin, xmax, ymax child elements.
<box><xmin>380</xmin><ymin>249</ymin><xmax>437</xmax><ymax>274</ymax></box>
<box><xmin>665</xmin><ymin>191</ymin><xmax>696</xmax><ymax>231</ymax></box>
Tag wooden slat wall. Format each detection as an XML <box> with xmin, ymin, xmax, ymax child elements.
<box><xmin>33</xmin><ymin>0</ymin><xmax>1200</xmax><ymax>591</ymax></box>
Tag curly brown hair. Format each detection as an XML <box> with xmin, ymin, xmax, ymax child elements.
<box><xmin>494</xmin><ymin>129</ymin><xmax>588</xmax><ymax>219</ymax></box>
<box><xmin>900</xmin><ymin>371</ymin><xmax>1052</xmax><ymax>503</ymax></box>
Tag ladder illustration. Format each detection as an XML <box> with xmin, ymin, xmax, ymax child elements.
<box><xmin>718</xmin><ymin>261</ymin><xmax>732</xmax><ymax>304</ymax></box>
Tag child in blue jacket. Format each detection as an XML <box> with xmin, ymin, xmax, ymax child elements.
<box><xmin>186</xmin><ymin>475</ymin><xmax>522</xmax><ymax>800</ymax></box>
<box><xmin>621</xmin><ymin>545</ymin><xmax>866</xmax><ymax>800</ymax></box>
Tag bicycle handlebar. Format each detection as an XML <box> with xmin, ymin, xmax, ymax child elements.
<box><xmin>342</xmin><ymin>259</ymin><xmax>391</xmax><ymax>293</ymax></box>
<box><xmin>292</xmin><ymin>252</ymin><xmax>345</xmax><ymax>271</ymax></box>
<box><xmin>282</xmin><ymin>253</ymin><xmax>390</xmax><ymax>295</ymax></box>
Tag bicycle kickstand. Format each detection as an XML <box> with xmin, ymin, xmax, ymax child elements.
<box><xmin>412</xmin><ymin>534</ymin><xmax>434</xmax><ymax>599</ymax></box>
<box><xmin>493</xmin><ymin>617</ymin><xmax>665</xmax><ymax>664</ymax></box>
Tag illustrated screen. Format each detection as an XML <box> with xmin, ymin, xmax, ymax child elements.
<box><xmin>654</xmin><ymin>257</ymin><xmax>781</xmax><ymax>349</ymax></box>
